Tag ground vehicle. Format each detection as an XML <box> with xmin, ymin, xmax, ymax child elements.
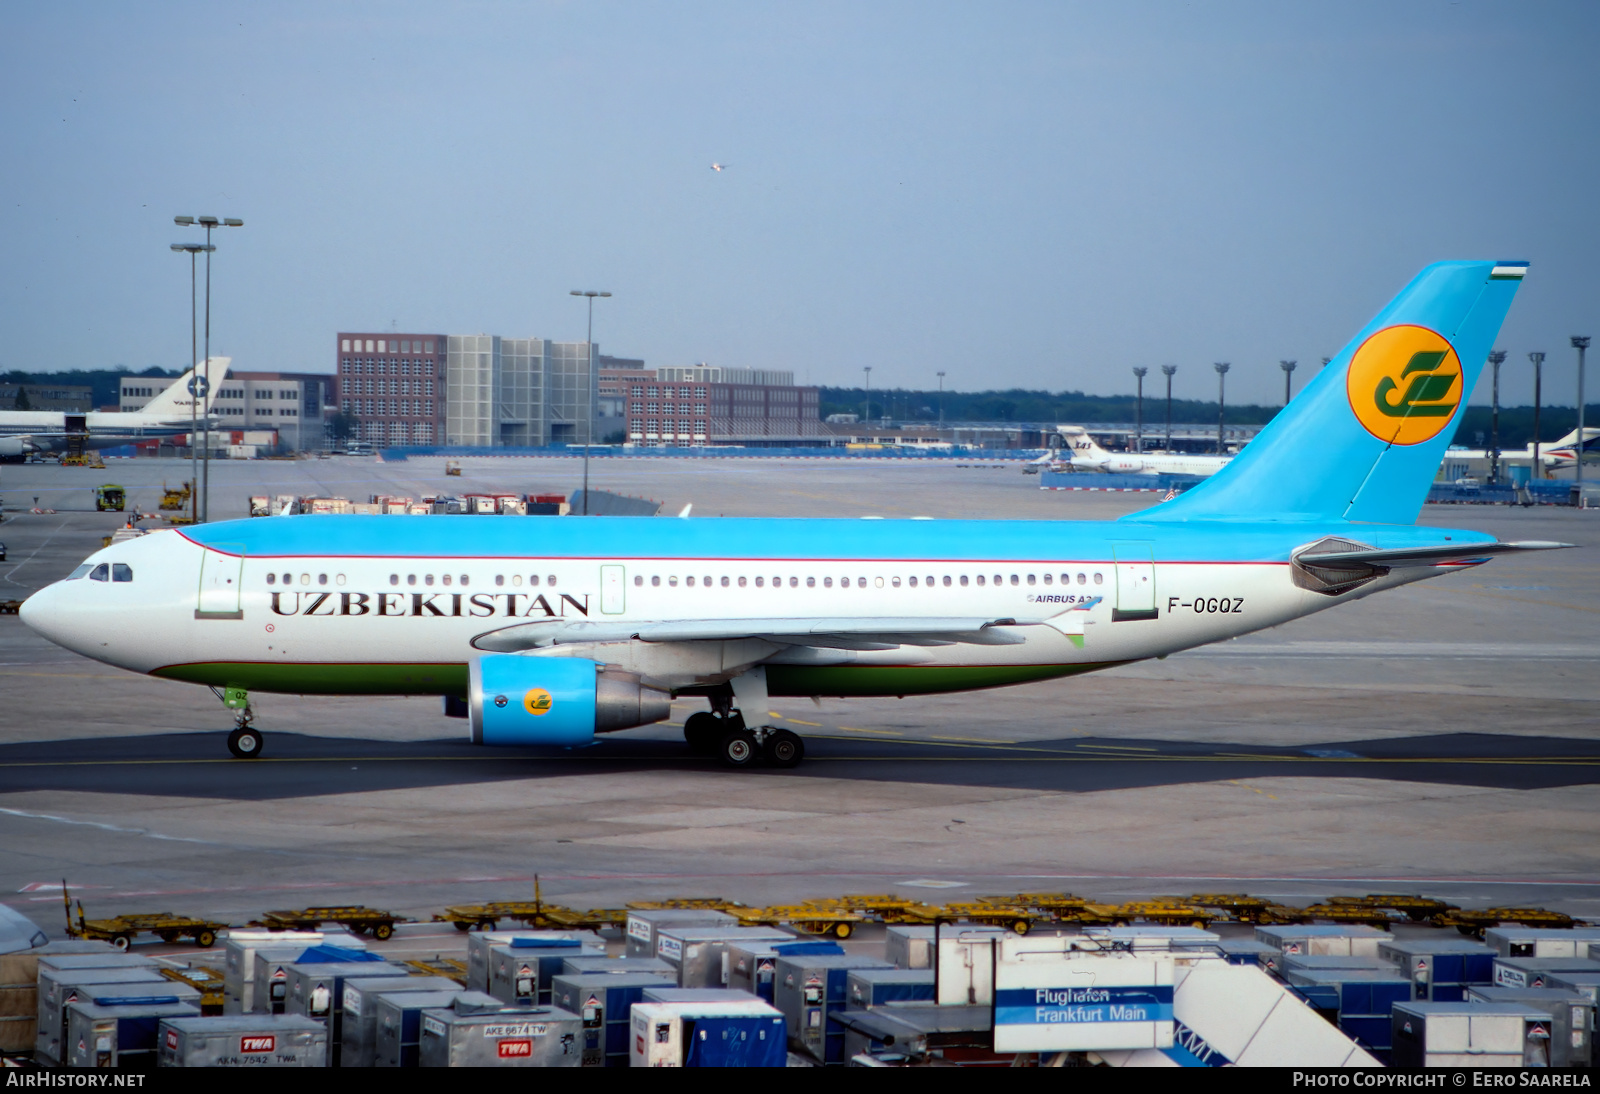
<box><xmin>95</xmin><ymin>484</ymin><xmax>126</xmax><ymax>512</ymax></box>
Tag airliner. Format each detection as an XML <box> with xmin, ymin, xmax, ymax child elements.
<box><xmin>1032</xmin><ymin>426</ymin><xmax>1234</xmax><ymax>477</ymax></box>
<box><xmin>0</xmin><ymin>358</ymin><xmax>229</xmax><ymax>461</ymax></box>
<box><xmin>1440</xmin><ymin>427</ymin><xmax>1597</xmax><ymax>474</ymax></box>
<box><xmin>19</xmin><ymin>262</ymin><xmax>1568</xmax><ymax>769</ymax></box>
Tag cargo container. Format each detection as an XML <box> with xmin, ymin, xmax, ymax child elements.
<box><xmin>283</xmin><ymin>963</ymin><xmax>410</xmax><ymax>1064</ymax></box>
<box><xmin>0</xmin><ymin>941</ymin><xmax>114</xmax><ymax>1055</ymax></box>
<box><xmin>845</xmin><ymin>967</ymin><xmax>935</xmax><ymax>1009</ymax></box>
<box><xmin>36</xmin><ymin>963</ymin><xmax>168</xmax><ymax>1065</ymax></box>
<box><xmin>465</xmin><ymin>930</ymin><xmax>596</xmax><ymax>993</ymax></box>
<box><xmin>1465</xmin><ymin>986</ymin><xmax>1595</xmax><ymax>1067</ymax></box>
<box><xmin>64</xmin><ymin>996</ymin><xmax>202</xmax><ymax>1069</ymax></box>
<box><xmin>341</xmin><ymin>975</ymin><xmax>464</xmax><ymax>1068</ymax></box>
<box><xmin>1548</xmin><ymin>971</ymin><xmax>1600</xmax><ymax>1007</ymax></box>
<box><xmin>642</xmin><ymin>987</ymin><xmax>761</xmax><ymax>1005</ymax></box>
<box><xmin>488</xmin><ymin>938</ymin><xmax>600</xmax><ymax>1005</ymax></box>
<box><xmin>831</xmin><ymin>1004</ymin><xmax>996</xmax><ymax>1064</ymax></box>
<box><xmin>1283</xmin><ymin>967</ymin><xmax>1412</xmax><ymax>1056</ymax></box>
<box><xmin>1080</xmin><ymin>926</ymin><xmax>1221</xmax><ymax>950</ymax></box>
<box><xmin>549</xmin><ymin>972</ymin><xmax>675</xmax><ymax>1066</ymax></box>
<box><xmin>1254</xmin><ymin>925</ymin><xmax>1388</xmax><ymax>973</ymax></box>
<box><xmin>727</xmin><ymin>940</ymin><xmax>841</xmax><ymax>1005</ymax></box>
<box><xmin>885</xmin><ymin>926</ymin><xmax>936</xmax><ymax>970</ymax></box>
<box><xmin>221</xmin><ymin>930</ymin><xmax>332</xmax><ymax>1014</ymax></box>
<box><xmin>419</xmin><ymin>1001</ymin><xmax>583</xmax><ymax>1067</ymax></box>
<box><xmin>157</xmin><ymin>1014</ymin><xmax>328</xmax><ymax>1068</ymax></box>
<box><xmin>630</xmin><ymin>999</ymin><xmax>787</xmax><ymax>1067</ymax></box>
<box><xmin>625</xmin><ymin>909</ymin><xmax>737</xmax><ymax>958</ymax></box>
<box><xmin>1391</xmin><ymin>1002</ymin><xmax>1551</xmax><ymax>1067</ymax></box>
<box><xmin>1173</xmin><ymin>937</ymin><xmax>1279</xmax><ymax>968</ymax></box>
<box><xmin>654</xmin><ymin>926</ymin><xmax>794</xmax><ymax>988</ymax></box>
<box><xmin>1376</xmin><ymin>938</ymin><xmax>1496</xmax><ymax>1002</ymax></box>
<box><xmin>375</xmin><ymin>990</ymin><xmax>498</xmax><ymax>1067</ymax></box>
<box><xmin>252</xmin><ymin>944</ymin><xmax>382</xmax><ymax>1014</ymax></box>
<box><xmin>1494</xmin><ymin>957</ymin><xmax>1600</xmax><ymax>990</ymax></box>
<box><xmin>562</xmin><ymin>956</ymin><xmax>675</xmax><ymax>978</ymax></box>
<box><xmin>935</xmin><ymin>926</ymin><xmax>1008</xmax><ymax>1006</ymax></box>
<box><xmin>774</xmin><ymin>953</ymin><xmax>894</xmax><ymax>1064</ymax></box>
<box><xmin>1485</xmin><ymin>927</ymin><xmax>1600</xmax><ymax>960</ymax></box>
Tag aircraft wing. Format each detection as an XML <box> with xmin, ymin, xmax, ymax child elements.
<box><xmin>1294</xmin><ymin>540</ymin><xmax>1572</xmax><ymax>571</ymax></box>
<box><xmin>471</xmin><ymin>605</ymin><xmax>1100</xmax><ymax>654</ymax></box>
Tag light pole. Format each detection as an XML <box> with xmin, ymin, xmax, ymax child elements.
<box><xmin>1280</xmin><ymin>360</ymin><xmax>1297</xmax><ymax>405</ymax></box>
<box><xmin>1486</xmin><ymin>350</ymin><xmax>1507</xmax><ymax>484</ymax></box>
<box><xmin>936</xmin><ymin>371</ymin><xmax>945</xmax><ymax>428</ymax></box>
<box><xmin>170</xmin><ymin>242</ymin><xmax>213</xmax><ymax>523</ymax></box>
<box><xmin>1575</xmin><ymin>337</ymin><xmax>1591</xmax><ymax>497</ymax></box>
<box><xmin>1131</xmin><ymin>367</ymin><xmax>1147</xmax><ymax>453</ymax></box>
<box><xmin>1213</xmin><ymin>362</ymin><xmax>1230</xmax><ymax>454</ymax></box>
<box><xmin>1529</xmin><ymin>352</ymin><xmax>1545</xmax><ymax>480</ymax></box>
<box><xmin>569</xmin><ymin>290</ymin><xmax>611</xmax><ymax>514</ymax></box>
<box><xmin>1161</xmin><ymin>365</ymin><xmax>1176</xmax><ymax>451</ymax></box>
<box><xmin>174</xmin><ymin>215</ymin><xmax>242</xmax><ymax>522</ymax></box>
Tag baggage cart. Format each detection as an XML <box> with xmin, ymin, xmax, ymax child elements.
<box><xmin>254</xmin><ymin>905</ymin><xmax>408</xmax><ymax>940</ymax></box>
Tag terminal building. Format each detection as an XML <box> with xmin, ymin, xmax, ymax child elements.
<box><xmin>623</xmin><ymin>365</ymin><xmax>825</xmax><ymax>447</ymax></box>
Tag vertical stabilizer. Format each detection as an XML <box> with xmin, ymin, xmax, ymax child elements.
<box><xmin>139</xmin><ymin>358</ymin><xmax>231</xmax><ymax>421</ymax></box>
<box><xmin>1127</xmin><ymin>261</ymin><xmax>1526</xmax><ymax>525</ymax></box>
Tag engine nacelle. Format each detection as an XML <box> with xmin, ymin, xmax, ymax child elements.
<box><xmin>0</xmin><ymin>436</ymin><xmax>34</xmax><ymax>459</ymax></box>
<box><xmin>468</xmin><ymin>655</ymin><xmax>672</xmax><ymax>747</ymax></box>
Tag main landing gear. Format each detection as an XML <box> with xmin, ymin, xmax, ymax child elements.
<box><xmin>684</xmin><ymin>670</ymin><xmax>806</xmax><ymax>770</ymax></box>
<box><xmin>218</xmin><ymin>686</ymin><xmax>264</xmax><ymax>759</ymax></box>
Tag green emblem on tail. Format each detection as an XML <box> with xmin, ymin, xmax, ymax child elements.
<box><xmin>1374</xmin><ymin>351</ymin><xmax>1457</xmax><ymax>417</ymax></box>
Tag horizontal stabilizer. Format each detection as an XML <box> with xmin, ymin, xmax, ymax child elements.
<box><xmin>1295</xmin><ymin>539</ymin><xmax>1572</xmax><ymax>571</ymax></box>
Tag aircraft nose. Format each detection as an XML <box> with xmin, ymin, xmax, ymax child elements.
<box><xmin>18</xmin><ymin>582</ymin><xmax>89</xmax><ymax>654</ymax></box>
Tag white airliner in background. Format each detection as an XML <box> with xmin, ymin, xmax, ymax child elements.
<box><xmin>1031</xmin><ymin>426</ymin><xmax>1233</xmax><ymax>477</ymax></box>
<box><xmin>17</xmin><ymin>261</ymin><xmax>1570</xmax><ymax>772</ymax></box>
<box><xmin>0</xmin><ymin>358</ymin><xmax>229</xmax><ymax>461</ymax></box>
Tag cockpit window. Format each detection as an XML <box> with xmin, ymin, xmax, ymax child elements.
<box><xmin>89</xmin><ymin>564</ymin><xmax>109</xmax><ymax>582</ymax></box>
<box><xmin>66</xmin><ymin>564</ymin><xmax>93</xmax><ymax>580</ymax></box>
<box><xmin>112</xmin><ymin>563</ymin><xmax>133</xmax><ymax>583</ymax></box>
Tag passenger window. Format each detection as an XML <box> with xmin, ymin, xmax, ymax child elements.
<box><xmin>824</xmin><ymin>577</ymin><xmax>833</xmax><ymax>588</ymax></box>
<box><xmin>891</xmin><ymin>577</ymin><xmax>900</xmax><ymax>587</ymax></box>
<box><xmin>1026</xmin><ymin>574</ymin><xmax>1035</xmax><ymax>585</ymax></box>
<box><xmin>90</xmin><ymin>564</ymin><xmax>109</xmax><ymax>582</ymax></box>
<box><xmin>807</xmin><ymin>576</ymin><xmax>815</xmax><ymax>587</ymax></box>
<box><xmin>267</xmin><ymin>573</ymin><xmax>277</xmax><ymax>585</ymax></box>
<box><xmin>282</xmin><ymin>573</ymin><xmax>291</xmax><ymax>585</ymax></box>
<box><xmin>408</xmin><ymin>574</ymin><xmax>418</xmax><ymax>586</ymax></box>
<box><xmin>651</xmin><ymin>576</ymin><xmax>660</xmax><ymax>587</ymax></box>
<box><xmin>977</xmin><ymin>575</ymin><xmax>986</xmax><ymax>586</ymax></box>
<box><xmin>1060</xmin><ymin>574</ymin><xmax>1071</xmax><ymax>585</ymax></box>
<box><xmin>320</xmin><ymin>574</ymin><xmax>330</xmax><ymax>585</ymax></box>
<box><xmin>634</xmin><ymin>575</ymin><xmax>643</xmax><ymax>586</ymax></box>
<box><xmin>548</xmin><ymin>575</ymin><xmax>557</xmax><ymax>587</ymax></box>
<box><xmin>442</xmin><ymin>574</ymin><xmax>452</xmax><ymax>586</ymax></box>
<box><xmin>686</xmin><ymin>576</ymin><xmax>695</xmax><ymax>587</ymax></box>
<box><xmin>66</xmin><ymin>564</ymin><xmax>93</xmax><ymax>580</ymax></box>
<box><xmin>511</xmin><ymin>575</ymin><xmax>522</xmax><ymax>587</ymax></box>
<box><xmin>721</xmin><ymin>576</ymin><xmax>729</xmax><ymax>587</ymax></box>
<box><xmin>1094</xmin><ymin>572</ymin><xmax>1104</xmax><ymax>585</ymax></box>
<box><xmin>790</xmin><ymin>577</ymin><xmax>798</xmax><ymax>588</ymax></box>
<box><xmin>738</xmin><ymin>576</ymin><xmax>747</xmax><ymax>588</ymax></box>
<box><xmin>460</xmin><ymin>575</ymin><xmax>469</xmax><ymax>587</ymax></box>
<box><xmin>857</xmin><ymin>577</ymin><xmax>867</xmax><ymax>588</ymax></box>
<box><xmin>908</xmin><ymin>576</ymin><xmax>917</xmax><ymax>587</ymax></box>
<box><xmin>112</xmin><ymin>564</ymin><xmax>133</xmax><ymax>583</ymax></box>
<box><xmin>959</xmin><ymin>575</ymin><xmax>968</xmax><ymax>587</ymax></box>
<box><xmin>528</xmin><ymin>575</ymin><xmax>539</xmax><ymax>586</ymax></box>
<box><xmin>1078</xmin><ymin>573</ymin><xmax>1087</xmax><ymax>585</ymax></box>
<box><xmin>994</xmin><ymin>574</ymin><xmax>1003</xmax><ymax>586</ymax></box>
<box><xmin>926</xmin><ymin>576</ymin><xmax>934</xmax><ymax>587</ymax></box>
<box><xmin>1010</xmin><ymin>575</ymin><xmax>1019</xmax><ymax>586</ymax></box>
<box><xmin>336</xmin><ymin>574</ymin><xmax>347</xmax><ymax>586</ymax></box>
<box><xmin>942</xmin><ymin>575</ymin><xmax>951</xmax><ymax>587</ymax></box>
<box><xmin>1043</xmin><ymin>574</ymin><xmax>1052</xmax><ymax>585</ymax></box>
<box><xmin>301</xmin><ymin>574</ymin><xmax>311</xmax><ymax>585</ymax></box>
<box><xmin>669</xmin><ymin>576</ymin><xmax>679</xmax><ymax>587</ymax></box>
<box><xmin>495</xmin><ymin>575</ymin><xmax>505</xmax><ymax>587</ymax></box>
<box><xmin>703</xmin><ymin>576</ymin><xmax>712</xmax><ymax>587</ymax></box>
<box><xmin>755</xmin><ymin>577</ymin><xmax>764</xmax><ymax>587</ymax></box>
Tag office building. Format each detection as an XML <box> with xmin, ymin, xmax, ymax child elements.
<box><xmin>334</xmin><ymin>332</ymin><xmax>446</xmax><ymax>448</ymax></box>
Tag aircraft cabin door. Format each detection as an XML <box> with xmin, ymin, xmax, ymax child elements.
<box><xmin>196</xmin><ymin>545</ymin><xmax>245</xmax><ymax>620</ymax></box>
<box><xmin>600</xmin><ymin>564</ymin><xmax>626</xmax><ymax>615</ymax></box>
<box><xmin>1110</xmin><ymin>542</ymin><xmax>1158</xmax><ymax>622</ymax></box>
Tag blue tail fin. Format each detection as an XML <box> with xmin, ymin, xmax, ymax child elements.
<box><xmin>1129</xmin><ymin>260</ymin><xmax>1528</xmax><ymax>525</ymax></box>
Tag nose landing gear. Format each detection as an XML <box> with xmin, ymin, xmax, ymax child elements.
<box><xmin>219</xmin><ymin>686</ymin><xmax>264</xmax><ymax>759</ymax></box>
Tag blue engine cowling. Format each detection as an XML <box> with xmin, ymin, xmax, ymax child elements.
<box><xmin>468</xmin><ymin>655</ymin><xmax>671</xmax><ymax>747</ymax></box>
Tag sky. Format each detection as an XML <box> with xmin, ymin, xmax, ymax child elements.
<box><xmin>2</xmin><ymin>1</ymin><xmax>1597</xmax><ymax>407</ymax></box>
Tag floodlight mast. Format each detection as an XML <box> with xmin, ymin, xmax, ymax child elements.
<box><xmin>569</xmin><ymin>290</ymin><xmax>611</xmax><ymax>515</ymax></box>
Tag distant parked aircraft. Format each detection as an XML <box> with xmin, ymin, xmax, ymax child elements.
<box><xmin>0</xmin><ymin>359</ymin><xmax>229</xmax><ymax>461</ymax></box>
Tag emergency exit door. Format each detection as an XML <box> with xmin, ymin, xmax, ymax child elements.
<box><xmin>600</xmin><ymin>565</ymin><xmax>626</xmax><ymax>614</ymax></box>
<box><xmin>1110</xmin><ymin>542</ymin><xmax>1158</xmax><ymax>622</ymax></box>
<box><xmin>196</xmin><ymin>545</ymin><xmax>245</xmax><ymax>619</ymax></box>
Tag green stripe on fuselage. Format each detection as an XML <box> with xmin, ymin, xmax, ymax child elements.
<box><xmin>153</xmin><ymin>660</ymin><xmax>1115</xmax><ymax>698</ymax></box>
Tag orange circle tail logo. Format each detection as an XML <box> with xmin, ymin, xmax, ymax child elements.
<box><xmin>524</xmin><ymin>688</ymin><xmax>553</xmax><ymax>716</ymax></box>
<box><xmin>1346</xmin><ymin>324</ymin><xmax>1462</xmax><ymax>446</ymax></box>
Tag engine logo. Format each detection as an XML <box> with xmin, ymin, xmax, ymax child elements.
<box><xmin>1346</xmin><ymin>324</ymin><xmax>1462</xmax><ymax>445</ymax></box>
<box><xmin>524</xmin><ymin>688</ymin><xmax>554</xmax><ymax>716</ymax></box>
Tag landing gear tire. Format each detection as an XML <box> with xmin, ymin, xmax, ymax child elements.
<box><xmin>718</xmin><ymin>728</ymin><xmax>761</xmax><ymax>769</ymax></box>
<box><xmin>684</xmin><ymin>712</ymin><xmax>720</xmax><ymax>755</ymax></box>
<box><xmin>228</xmin><ymin>727</ymin><xmax>264</xmax><ymax>759</ymax></box>
<box><xmin>765</xmin><ymin>729</ymin><xmax>805</xmax><ymax>769</ymax></box>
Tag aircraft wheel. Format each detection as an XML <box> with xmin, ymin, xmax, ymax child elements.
<box><xmin>683</xmin><ymin>712</ymin><xmax>720</xmax><ymax>754</ymax></box>
<box><xmin>718</xmin><ymin>728</ymin><xmax>761</xmax><ymax>769</ymax></box>
<box><xmin>228</xmin><ymin>727</ymin><xmax>264</xmax><ymax>759</ymax></box>
<box><xmin>765</xmin><ymin>729</ymin><xmax>805</xmax><ymax>769</ymax></box>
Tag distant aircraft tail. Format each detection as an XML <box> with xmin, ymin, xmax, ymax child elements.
<box><xmin>140</xmin><ymin>358</ymin><xmax>230</xmax><ymax>420</ymax></box>
<box><xmin>1057</xmin><ymin>426</ymin><xmax>1110</xmax><ymax>460</ymax></box>
<box><xmin>1128</xmin><ymin>261</ymin><xmax>1527</xmax><ymax>525</ymax></box>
